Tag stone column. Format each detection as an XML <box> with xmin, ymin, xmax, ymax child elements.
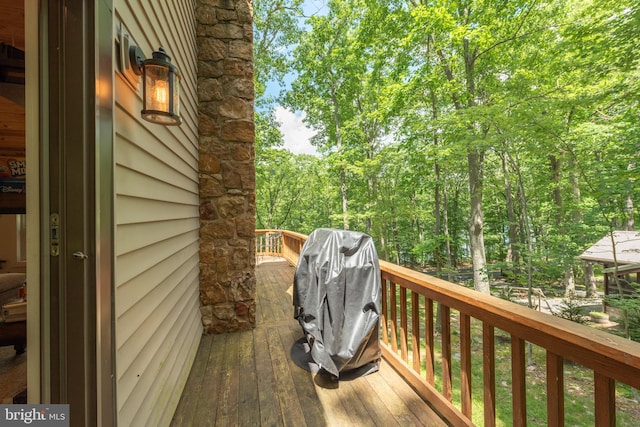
<box><xmin>196</xmin><ymin>0</ymin><xmax>256</xmax><ymax>333</ymax></box>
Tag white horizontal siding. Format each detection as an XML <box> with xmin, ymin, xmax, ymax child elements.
<box><xmin>114</xmin><ymin>105</ymin><xmax>198</xmax><ymax>175</ymax></box>
<box><xmin>115</xmin><ymin>195</ymin><xmax>198</xmax><ymax>225</ymax></box>
<box><xmin>116</xmin><ymin>166</ymin><xmax>197</xmax><ymax>205</ymax></box>
<box><xmin>116</xmin><ymin>218</ymin><xmax>199</xmax><ymax>255</ymax></box>
<box><xmin>116</xmin><ymin>264</ymin><xmax>198</xmax><ymax>408</ymax></box>
<box><xmin>115</xmin><ymin>232</ymin><xmax>199</xmax><ymax>313</ymax></box>
<box><xmin>114</xmin><ymin>0</ymin><xmax>200</xmax><ymax>426</ymax></box>
<box><xmin>115</xmin><ymin>136</ymin><xmax>197</xmax><ymax>193</ymax></box>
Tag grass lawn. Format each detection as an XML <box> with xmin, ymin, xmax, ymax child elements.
<box><xmin>389</xmin><ymin>300</ymin><xmax>640</xmax><ymax>426</ymax></box>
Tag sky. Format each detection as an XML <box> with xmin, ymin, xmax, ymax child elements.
<box><xmin>264</xmin><ymin>0</ymin><xmax>327</xmax><ymax>157</ymax></box>
<box><xmin>274</xmin><ymin>107</ymin><xmax>318</xmax><ymax>155</ymax></box>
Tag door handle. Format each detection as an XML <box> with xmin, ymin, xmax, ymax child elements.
<box><xmin>72</xmin><ymin>251</ymin><xmax>89</xmax><ymax>260</ymax></box>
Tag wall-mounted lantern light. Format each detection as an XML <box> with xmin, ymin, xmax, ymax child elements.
<box><xmin>129</xmin><ymin>46</ymin><xmax>182</xmax><ymax>126</ymax></box>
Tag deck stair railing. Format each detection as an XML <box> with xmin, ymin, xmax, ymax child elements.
<box><xmin>255</xmin><ymin>229</ymin><xmax>640</xmax><ymax>427</ymax></box>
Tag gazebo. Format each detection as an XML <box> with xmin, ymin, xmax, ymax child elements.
<box><xmin>579</xmin><ymin>231</ymin><xmax>640</xmax><ymax>297</ymax></box>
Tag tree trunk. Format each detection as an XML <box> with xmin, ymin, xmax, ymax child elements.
<box><xmin>502</xmin><ymin>152</ymin><xmax>518</xmax><ymax>268</ymax></box>
<box><xmin>583</xmin><ymin>261</ymin><xmax>597</xmax><ymax>298</ymax></box>
<box><xmin>443</xmin><ymin>184</ymin><xmax>454</xmax><ymax>283</ymax></box>
<box><xmin>565</xmin><ymin>165</ymin><xmax>582</xmax><ymax>297</ymax></box>
<box><xmin>431</xmin><ymin>89</ymin><xmax>444</xmax><ymax>277</ymax></box>
<box><xmin>564</xmin><ymin>268</ymin><xmax>576</xmax><ymax>297</ymax></box>
<box><xmin>434</xmin><ymin>163</ymin><xmax>443</xmax><ymax>277</ymax></box>
<box><xmin>469</xmin><ymin>148</ymin><xmax>490</xmax><ymax>293</ymax></box>
<box><xmin>550</xmin><ymin>153</ymin><xmax>577</xmax><ymax>295</ymax></box>
<box><xmin>625</xmin><ymin>195</ymin><xmax>634</xmax><ymax>231</ymax></box>
<box><xmin>392</xmin><ymin>220</ymin><xmax>400</xmax><ymax>265</ymax></box>
<box><xmin>625</xmin><ymin>160</ymin><xmax>635</xmax><ymax>230</ymax></box>
<box><xmin>435</xmin><ymin>35</ymin><xmax>488</xmax><ymax>291</ymax></box>
<box><xmin>330</xmin><ymin>84</ymin><xmax>349</xmax><ymax>230</ymax></box>
<box><xmin>550</xmin><ymin>155</ymin><xmax>563</xmax><ymax>219</ymax></box>
<box><xmin>464</xmin><ymin>38</ymin><xmax>489</xmax><ymax>293</ymax></box>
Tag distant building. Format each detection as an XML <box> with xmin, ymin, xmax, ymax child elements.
<box><xmin>579</xmin><ymin>231</ymin><xmax>640</xmax><ymax>297</ymax></box>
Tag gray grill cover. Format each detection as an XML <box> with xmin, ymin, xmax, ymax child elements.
<box><xmin>293</xmin><ymin>228</ymin><xmax>381</xmax><ymax>378</ymax></box>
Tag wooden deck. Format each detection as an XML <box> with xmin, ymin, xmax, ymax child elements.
<box><xmin>171</xmin><ymin>257</ymin><xmax>448</xmax><ymax>426</ymax></box>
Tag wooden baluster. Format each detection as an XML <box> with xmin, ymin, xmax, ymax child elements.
<box><xmin>546</xmin><ymin>351</ymin><xmax>564</xmax><ymax>427</ymax></box>
<box><xmin>425</xmin><ymin>298</ymin><xmax>435</xmax><ymax>385</ymax></box>
<box><xmin>460</xmin><ymin>313</ymin><xmax>472</xmax><ymax>420</ymax></box>
<box><xmin>381</xmin><ymin>278</ymin><xmax>389</xmax><ymax>346</ymax></box>
<box><xmin>268</xmin><ymin>232</ymin><xmax>272</xmax><ymax>254</ymax></box>
<box><xmin>400</xmin><ymin>286</ymin><xmax>408</xmax><ymax>362</ymax></box>
<box><xmin>411</xmin><ymin>291</ymin><xmax>420</xmax><ymax>373</ymax></box>
<box><xmin>256</xmin><ymin>233</ymin><xmax>259</xmax><ymax>255</ymax></box>
<box><xmin>390</xmin><ymin>281</ymin><xmax>398</xmax><ymax>353</ymax></box>
<box><xmin>483</xmin><ymin>323</ymin><xmax>496</xmax><ymax>427</ymax></box>
<box><xmin>511</xmin><ymin>336</ymin><xmax>526</xmax><ymax>427</ymax></box>
<box><xmin>594</xmin><ymin>372</ymin><xmax>615</xmax><ymax>427</ymax></box>
<box><xmin>441</xmin><ymin>305</ymin><xmax>452</xmax><ymax>401</ymax></box>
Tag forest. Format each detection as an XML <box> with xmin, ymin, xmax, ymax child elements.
<box><xmin>252</xmin><ymin>0</ymin><xmax>640</xmax><ymax>296</ymax></box>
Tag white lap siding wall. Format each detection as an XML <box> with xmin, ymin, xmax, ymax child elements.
<box><xmin>113</xmin><ymin>1</ymin><xmax>201</xmax><ymax>426</ymax></box>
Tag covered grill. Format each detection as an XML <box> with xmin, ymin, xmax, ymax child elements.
<box><xmin>292</xmin><ymin>228</ymin><xmax>381</xmax><ymax>379</ymax></box>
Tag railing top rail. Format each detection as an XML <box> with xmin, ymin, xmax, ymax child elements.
<box><xmin>256</xmin><ymin>229</ymin><xmax>308</xmax><ymax>241</ymax></box>
<box><xmin>379</xmin><ymin>259</ymin><xmax>640</xmax><ymax>388</ymax></box>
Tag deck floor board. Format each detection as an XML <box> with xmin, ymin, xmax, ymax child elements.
<box><xmin>171</xmin><ymin>258</ymin><xmax>447</xmax><ymax>426</ymax></box>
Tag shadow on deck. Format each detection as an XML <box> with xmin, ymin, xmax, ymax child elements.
<box><xmin>171</xmin><ymin>257</ymin><xmax>448</xmax><ymax>426</ymax></box>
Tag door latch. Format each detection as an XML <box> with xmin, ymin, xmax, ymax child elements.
<box><xmin>50</xmin><ymin>213</ymin><xmax>60</xmax><ymax>257</ymax></box>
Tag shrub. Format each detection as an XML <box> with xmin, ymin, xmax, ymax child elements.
<box><xmin>553</xmin><ymin>297</ymin><xmax>589</xmax><ymax>324</ymax></box>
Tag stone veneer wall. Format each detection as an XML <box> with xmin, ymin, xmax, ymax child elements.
<box><xmin>196</xmin><ymin>0</ymin><xmax>256</xmax><ymax>333</ymax></box>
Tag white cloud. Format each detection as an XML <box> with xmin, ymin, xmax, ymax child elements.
<box><xmin>274</xmin><ymin>106</ymin><xmax>318</xmax><ymax>156</ymax></box>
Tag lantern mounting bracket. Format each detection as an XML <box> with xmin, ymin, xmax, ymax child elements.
<box><xmin>129</xmin><ymin>45</ymin><xmax>146</xmax><ymax>76</ymax></box>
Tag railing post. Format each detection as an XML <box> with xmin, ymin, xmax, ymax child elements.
<box><xmin>441</xmin><ymin>305</ymin><xmax>452</xmax><ymax>402</ymax></box>
<box><xmin>460</xmin><ymin>313</ymin><xmax>472</xmax><ymax>419</ymax></box>
<box><xmin>483</xmin><ymin>323</ymin><xmax>496</xmax><ymax>427</ymax></box>
<box><xmin>411</xmin><ymin>291</ymin><xmax>420</xmax><ymax>372</ymax></box>
<box><xmin>594</xmin><ymin>372</ymin><xmax>615</xmax><ymax>427</ymax></box>
<box><xmin>400</xmin><ymin>287</ymin><xmax>408</xmax><ymax>362</ymax></box>
<box><xmin>390</xmin><ymin>281</ymin><xmax>398</xmax><ymax>353</ymax></box>
<box><xmin>425</xmin><ymin>298</ymin><xmax>435</xmax><ymax>386</ymax></box>
<box><xmin>511</xmin><ymin>337</ymin><xmax>527</xmax><ymax>426</ymax></box>
<box><xmin>381</xmin><ymin>278</ymin><xmax>389</xmax><ymax>345</ymax></box>
<box><xmin>547</xmin><ymin>351</ymin><xmax>564</xmax><ymax>427</ymax></box>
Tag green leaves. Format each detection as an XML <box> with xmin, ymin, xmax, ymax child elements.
<box><xmin>254</xmin><ymin>0</ymin><xmax>640</xmax><ymax>283</ymax></box>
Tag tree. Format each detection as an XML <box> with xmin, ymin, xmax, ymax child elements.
<box><xmin>252</xmin><ymin>0</ymin><xmax>640</xmax><ymax>302</ymax></box>
<box><xmin>285</xmin><ymin>0</ymin><xmax>392</xmax><ymax>231</ymax></box>
<box><xmin>389</xmin><ymin>0</ymin><xmax>565</xmax><ymax>292</ymax></box>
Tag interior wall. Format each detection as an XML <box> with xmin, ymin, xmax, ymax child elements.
<box><xmin>0</xmin><ymin>214</ymin><xmax>24</xmax><ymax>272</ymax></box>
<box><xmin>0</xmin><ymin>1</ymin><xmax>26</xmax><ymax>275</ymax></box>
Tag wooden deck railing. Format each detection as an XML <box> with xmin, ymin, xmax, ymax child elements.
<box><xmin>255</xmin><ymin>229</ymin><xmax>640</xmax><ymax>426</ymax></box>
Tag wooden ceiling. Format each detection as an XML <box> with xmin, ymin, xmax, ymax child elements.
<box><xmin>0</xmin><ymin>96</ymin><xmax>25</xmax><ymax>154</ymax></box>
<box><xmin>0</xmin><ymin>1</ymin><xmax>24</xmax><ymax>51</ymax></box>
<box><xmin>0</xmin><ymin>0</ymin><xmax>24</xmax><ymax>156</ymax></box>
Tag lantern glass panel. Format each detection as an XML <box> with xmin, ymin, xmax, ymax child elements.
<box><xmin>172</xmin><ymin>73</ymin><xmax>180</xmax><ymax>118</ymax></box>
<box><xmin>144</xmin><ymin>64</ymin><xmax>170</xmax><ymax>113</ymax></box>
<box><xmin>141</xmin><ymin>63</ymin><xmax>181</xmax><ymax>125</ymax></box>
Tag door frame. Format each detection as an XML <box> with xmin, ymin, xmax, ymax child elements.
<box><xmin>25</xmin><ymin>0</ymin><xmax>41</xmax><ymax>405</ymax></box>
<box><xmin>26</xmin><ymin>1</ymin><xmax>115</xmax><ymax>425</ymax></box>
